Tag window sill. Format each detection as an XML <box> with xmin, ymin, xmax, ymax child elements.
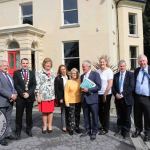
<box><xmin>128</xmin><ymin>34</ymin><xmax>139</xmax><ymax>38</ymax></box>
<box><xmin>60</xmin><ymin>24</ymin><xmax>80</xmax><ymax>29</ymax></box>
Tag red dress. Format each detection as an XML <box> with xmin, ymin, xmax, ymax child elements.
<box><xmin>38</xmin><ymin>100</ymin><xmax>54</xmax><ymax>113</ymax></box>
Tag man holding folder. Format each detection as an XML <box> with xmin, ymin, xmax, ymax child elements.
<box><xmin>80</xmin><ymin>60</ymin><xmax>101</xmax><ymax>141</ymax></box>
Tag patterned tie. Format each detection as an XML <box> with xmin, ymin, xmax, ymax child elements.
<box><xmin>24</xmin><ymin>70</ymin><xmax>28</xmax><ymax>80</ymax></box>
<box><xmin>141</xmin><ymin>69</ymin><xmax>145</xmax><ymax>84</ymax></box>
<box><xmin>119</xmin><ymin>73</ymin><xmax>123</xmax><ymax>93</ymax></box>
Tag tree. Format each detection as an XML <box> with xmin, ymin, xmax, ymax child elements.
<box><xmin>143</xmin><ymin>0</ymin><xmax>150</xmax><ymax>63</ymax></box>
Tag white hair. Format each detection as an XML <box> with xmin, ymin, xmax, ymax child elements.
<box><xmin>82</xmin><ymin>60</ymin><xmax>92</xmax><ymax>67</ymax></box>
<box><xmin>0</xmin><ymin>60</ymin><xmax>8</xmax><ymax>67</ymax></box>
<box><xmin>138</xmin><ymin>54</ymin><xmax>147</xmax><ymax>61</ymax></box>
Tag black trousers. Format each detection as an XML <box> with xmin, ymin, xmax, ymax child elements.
<box><xmin>99</xmin><ymin>94</ymin><xmax>112</xmax><ymax>131</ymax></box>
<box><xmin>16</xmin><ymin>97</ymin><xmax>33</xmax><ymax>132</ymax></box>
<box><xmin>67</xmin><ymin>103</ymin><xmax>81</xmax><ymax>131</ymax></box>
<box><xmin>115</xmin><ymin>98</ymin><xmax>132</xmax><ymax>133</ymax></box>
<box><xmin>134</xmin><ymin>94</ymin><xmax>150</xmax><ymax>136</ymax></box>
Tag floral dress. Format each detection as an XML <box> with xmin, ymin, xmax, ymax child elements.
<box><xmin>36</xmin><ymin>69</ymin><xmax>56</xmax><ymax>112</ymax></box>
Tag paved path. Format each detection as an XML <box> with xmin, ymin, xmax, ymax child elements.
<box><xmin>0</xmin><ymin>108</ymin><xmax>144</xmax><ymax>150</ymax></box>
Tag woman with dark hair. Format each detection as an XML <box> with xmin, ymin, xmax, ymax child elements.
<box><xmin>54</xmin><ymin>65</ymin><xmax>69</xmax><ymax>132</ymax></box>
<box><xmin>36</xmin><ymin>58</ymin><xmax>56</xmax><ymax>133</ymax></box>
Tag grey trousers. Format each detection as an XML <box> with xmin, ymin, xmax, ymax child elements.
<box><xmin>0</xmin><ymin>105</ymin><xmax>13</xmax><ymax>140</ymax></box>
<box><xmin>60</xmin><ymin>103</ymin><xmax>67</xmax><ymax>129</ymax></box>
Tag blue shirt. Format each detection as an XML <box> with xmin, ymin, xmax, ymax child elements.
<box><xmin>135</xmin><ymin>66</ymin><xmax>150</xmax><ymax>96</ymax></box>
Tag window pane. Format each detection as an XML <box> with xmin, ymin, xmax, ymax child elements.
<box><xmin>8</xmin><ymin>42</ymin><xmax>20</xmax><ymax>49</ymax></box>
<box><xmin>9</xmin><ymin>54</ymin><xmax>14</xmax><ymax>69</ymax></box>
<box><xmin>65</xmin><ymin>58</ymin><xmax>80</xmax><ymax>71</ymax></box>
<box><xmin>23</xmin><ymin>16</ymin><xmax>33</xmax><ymax>25</ymax></box>
<box><xmin>63</xmin><ymin>0</ymin><xmax>77</xmax><ymax>10</ymax></box>
<box><xmin>130</xmin><ymin>47</ymin><xmax>137</xmax><ymax>58</ymax></box>
<box><xmin>22</xmin><ymin>4</ymin><xmax>32</xmax><ymax>15</ymax></box>
<box><xmin>130</xmin><ymin>59</ymin><xmax>137</xmax><ymax>70</ymax></box>
<box><xmin>64</xmin><ymin>10</ymin><xmax>78</xmax><ymax>24</ymax></box>
<box><xmin>64</xmin><ymin>42</ymin><xmax>79</xmax><ymax>58</ymax></box>
<box><xmin>129</xmin><ymin>14</ymin><xmax>136</xmax><ymax>24</ymax></box>
<box><xmin>129</xmin><ymin>25</ymin><xmax>136</xmax><ymax>34</ymax></box>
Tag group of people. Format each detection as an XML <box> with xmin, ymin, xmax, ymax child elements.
<box><xmin>0</xmin><ymin>54</ymin><xmax>149</xmax><ymax>146</ymax></box>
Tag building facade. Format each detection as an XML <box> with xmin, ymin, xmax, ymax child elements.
<box><xmin>0</xmin><ymin>0</ymin><xmax>145</xmax><ymax>75</ymax></box>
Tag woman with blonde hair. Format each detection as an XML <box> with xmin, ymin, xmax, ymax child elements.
<box><xmin>97</xmin><ymin>55</ymin><xmax>113</xmax><ymax>135</ymax></box>
<box><xmin>35</xmin><ymin>58</ymin><xmax>56</xmax><ymax>133</ymax></box>
<box><xmin>64</xmin><ymin>68</ymin><xmax>81</xmax><ymax>135</ymax></box>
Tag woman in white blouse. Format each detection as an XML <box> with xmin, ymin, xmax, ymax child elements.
<box><xmin>97</xmin><ymin>55</ymin><xmax>113</xmax><ymax>135</ymax></box>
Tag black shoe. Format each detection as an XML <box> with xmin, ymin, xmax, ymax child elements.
<box><xmin>132</xmin><ymin>130</ymin><xmax>141</xmax><ymax>138</ymax></box>
<box><xmin>114</xmin><ymin>129</ymin><xmax>121</xmax><ymax>136</ymax></box>
<box><xmin>90</xmin><ymin>134</ymin><xmax>96</xmax><ymax>141</ymax></box>
<box><xmin>69</xmin><ymin>130</ymin><xmax>73</xmax><ymax>135</ymax></box>
<box><xmin>47</xmin><ymin>129</ymin><xmax>53</xmax><ymax>133</ymax></box>
<box><xmin>80</xmin><ymin>130</ymin><xmax>91</xmax><ymax>137</ymax></box>
<box><xmin>121</xmin><ymin>131</ymin><xmax>130</xmax><ymax>139</ymax></box>
<box><xmin>98</xmin><ymin>129</ymin><xmax>108</xmax><ymax>135</ymax></box>
<box><xmin>0</xmin><ymin>139</ymin><xmax>8</xmax><ymax>146</ymax></box>
<box><xmin>26</xmin><ymin>130</ymin><xmax>32</xmax><ymax>137</ymax></box>
<box><xmin>143</xmin><ymin>135</ymin><xmax>150</xmax><ymax>142</ymax></box>
<box><xmin>42</xmin><ymin>129</ymin><xmax>47</xmax><ymax>134</ymax></box>
<box><xmin>75</xmin><ymin>128</ymin><xmax>82</xmax><ymax>134</ymax></box>
<box><xmin>5</xmin><ymin>135</ymin><xmax>16</xmax><ymax>140</ymax></box>
<box><xmin>15</xmin><ymin>132</ymin><xmax>21</xmax><ymax>140</ymax></box>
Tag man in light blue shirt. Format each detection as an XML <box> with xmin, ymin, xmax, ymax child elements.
<box><xmin>132</xmin><ymin>54</ymin><xmax>150</xmax><ymax>142</ymax></box>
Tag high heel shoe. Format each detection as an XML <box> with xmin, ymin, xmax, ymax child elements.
<box><xmin>42</xmin><ymin>128</ymin><xmax>47</xmax><ymax>134</ymax></box>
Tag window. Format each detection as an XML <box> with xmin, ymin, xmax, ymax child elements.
<box><xmin>21</xmin><ymin>3</ymin><xmax>33</xmax><ymax>25</ymax></box>
<box><xmin>130</xmin><ymin>46</ymin><xmax>138</xmax><ymax>70</ymax></box>
<box><xmin>63</xmin><ymin>41</ymin><xmax>79</xmax><ymax>71</ymax></box>
<box><xmin>63</xmin><ymin>0</ymin><xmax>78</xmax><ymax>25</ymax></box>
<box><xmin>129</xmin><ymin>13</ymin><xmax>137</xmax><ymax>35</ymax></box>
<box><xmin>8</xmin><ymin>41</ymin><xmax>20</xmax><ymax>49</ymax></box>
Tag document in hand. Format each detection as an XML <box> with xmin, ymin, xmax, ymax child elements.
<box><xmin>80</xmin><ymin>78</ymin><xmax>96</xmax><ymax>89</ymax></box>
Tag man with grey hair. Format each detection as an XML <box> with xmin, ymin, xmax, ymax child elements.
<box><xmin>132</xmin><ymin>54</ymin><xmax>150</xmax><ymax>142</ymax></box>
<box><xmin>112</xmin><ymin>60</ymin><xmax>134</xmax><ymax>139</ymax></box>
<box><xmin>0</xmin><ymin>60</ymin><xmax>17</xmax><ymax>146</ymax></box>
<box><xmin>80</xmin><ymin>60</ymin><xmax>101</xmax><ymax>141</ymax></box>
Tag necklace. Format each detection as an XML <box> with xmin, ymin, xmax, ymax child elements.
<box><xmin>21</xmin><ymin>70</ymin><xmax>30</xmax><ymax>91</ymax></box>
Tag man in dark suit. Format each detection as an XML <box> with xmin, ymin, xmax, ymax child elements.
<box><xmin>0</xmin><ymin>60</ymin><xmax>17</xmax><ymax>146</ymax></box>
<box><xmin>80</xmin><ymin>60</ymin><xmax>101</xmax><ymax>141</ymax></box>
<box><xmin>13</xmin><ymin>58</ymin><xmax>36</xmax><ymax>139</ymax></box>
<box><xmin>113</xmin><ymin>60</ymin><xmax>134</xmax><ymax>139</ymax></box>
<box><xmin>132</xmin><ymin>54</ymin><xmax>150</xmax><ymax>142</ymax></box>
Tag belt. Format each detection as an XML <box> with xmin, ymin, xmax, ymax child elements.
<box><xmin>137</xmin><ymin>94</ymin><xmax>150</xmax><ymax>98</ymax></box>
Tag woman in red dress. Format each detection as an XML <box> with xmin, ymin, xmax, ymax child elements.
<box><xmin>35</xmin><ymin>58</ymin><xmax>56</xmax><ymax>133</ymax></box>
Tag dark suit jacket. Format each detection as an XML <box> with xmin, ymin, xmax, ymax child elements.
<box><xmin>13</xmin><ymin>69</ymin><xmax>36</xmax><ymax>101</ymax></box>
<box><xmin>134</xmin><ymin>66</ymin><xmax>150</xmax><ymax>92</ymax></box>
<box><xmin>112</xmin><ymin>71</ymin><xmax>134</xmax><ymax>106</ymax></box>
<box><xmin>81</xmin><ymin>71</ymin><xmax>101</xmax><ymax>104</ymax></box>
<box><xmin>54</xmin><ymin>75</ymin><xmax>69</xmax><ymax>102</ymax></box>
<box><xmin>0</xmin><ymin>71</ymin><xmax>17</xmax><ymax>107</ymax></box>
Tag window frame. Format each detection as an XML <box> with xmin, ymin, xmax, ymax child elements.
<box><xmin>62</xmin><ymin>41</ymin><xmax>80</xmax><ymax>71</ymax></box>
<box><xmin>128</xmin><ymin>13</ymin><xmax>138</xmax><ymax>36</ymax></box>
<box><xmin>20</xmin><ymin>2</ymin><xmax>33</xmax><ymax>25</ymax></box>
<box><xmin>61</xmin><ymin>0</ymin><xmax>79</xmax><ymax>27</ymax></box>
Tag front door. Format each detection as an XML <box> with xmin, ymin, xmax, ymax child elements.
<box><xmin>8</xmin><ymin>51</ymin><xmax>20</xmax><ymax>76</ymax></box>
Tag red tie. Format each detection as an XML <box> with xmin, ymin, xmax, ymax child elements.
<box><xmin>24</xmin><ymin>70</ymin><xmax>28</xmax><ymax>80</ymax></box>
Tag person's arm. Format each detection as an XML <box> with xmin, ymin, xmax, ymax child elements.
<box><xmin>104</xmin><ymin>79</ymin><xmax>113</xmax><ymax>96</ymax></box>
<box><xmin>122</xmin><ymin>72</ymin><xmax>134</xmax><ymax>97</ymax></box>
<box><xmin>88</xmin><ymin>72</ymin><xmax>101</xmax><ymax>93</ymax></box>
<box><xmin>64</xmin><ymin>81</ymin><xmax>70</xmax><ymax>107</ymax></box>
<box><xmin>13</xmin><ymin>71</ymin><xmax>24</xmax><ymax>97</ymax></box>
<box><xmin>28</xmin><ymin>71</ymin><xmax>36</xmax><ymax>96</ymax></box>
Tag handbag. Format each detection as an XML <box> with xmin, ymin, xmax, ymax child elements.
<box><xmin>54</xmin><ymin>99</ymin><xmax>60</xmax><ymax>107</ymax></box>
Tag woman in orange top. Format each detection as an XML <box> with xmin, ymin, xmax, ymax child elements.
<box><xmin>64</xmin><ymin>68</ymin><xmax>81</xmax><ymax>135</ymax></box>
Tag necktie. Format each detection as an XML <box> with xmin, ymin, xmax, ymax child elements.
<box><xmin>119</xmin><ymin>73</ymin><xmax>123</xmax><ymax>93</ymax></box>
<box><xmin>24</xmin><ymin>70</ymin><xmax>28</xmax><ymax>80</ymax></box>
<box><xmin>5</xmin><ymin>73</ymin><xmax>13</xmax><ymax>92</ymax></box>
<box><xmin>141</xmin><ymin>69</ymin><xmax>145</xmax><ymax>84</ymax></box>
